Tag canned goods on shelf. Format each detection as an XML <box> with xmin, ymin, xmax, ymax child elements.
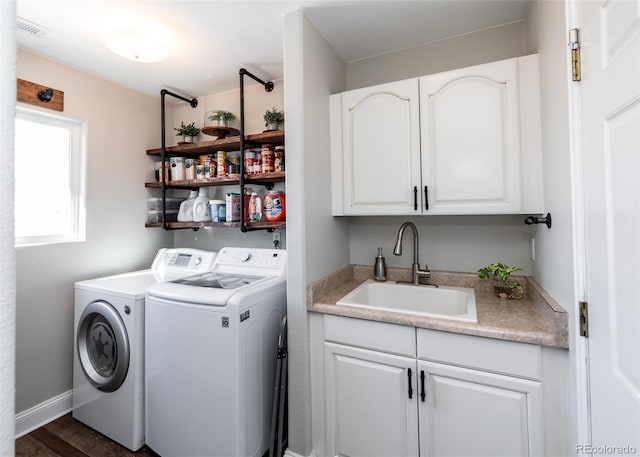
<box><xmin>274</xmin><ymin>146</ymin><xmax>285</xmax><ymax>172</ymax></box>
<box><xmin>261</xmin><ymin>144</ymin><xmax>274</xmax><ymax>173</ymax></box>
<box><xmin>216</xmin><ymin>151</ymin><xmax>228</xmax><ymax>177</ymax></box>
<box><xmin>196</xmin><ymin>164</ymin><xmax>206</xmax><ymax>179</ymax></box>
<box><xmin>245</xmin><ymin>150</ymin><xmax>255</xmax><ymax>175</ymax></box>
<box><xmin>251</xmin><ymin>149</ymin><xmax>262</xmax><ymax>175</ymax></box>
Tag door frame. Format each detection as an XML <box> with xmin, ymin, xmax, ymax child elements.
<box><xmin>566</xmin><ymin>0</ymin><xmax>594</xmax><ymax>449</ymax></box>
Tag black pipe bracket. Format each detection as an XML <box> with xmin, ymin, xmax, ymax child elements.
<box><xmin>159</xmin><ymin>89</ymin><xmax>198</xmax><ymax>231</ymax></box>
<box><xmin>524</xmin><ymin>212</ymin><xmax>552</xmax><ymax>229</ymax></box>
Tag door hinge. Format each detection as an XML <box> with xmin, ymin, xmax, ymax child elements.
<box><xmin>569</xmin><ymin>28</ymin><xmax>582</xmax><ymax>81</ymax></box>
<box><xmin>579</xmin><ymin>301</ymin><xmax>589</xmax><ymax>337</ymax></box>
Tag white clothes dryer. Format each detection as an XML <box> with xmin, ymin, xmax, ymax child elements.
<box><xmin>72</xmin><ymin>248</ymin><xmax>217</xmax><ymax>451</ymax></box>
<box><xmin>145</xmin><ymin>247</ymin><xmax>287</xmax><ymax>457</ymax></box>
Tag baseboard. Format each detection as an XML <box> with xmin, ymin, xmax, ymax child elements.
<box><xmin>284</xmin><ymin>448</ymin><xmax>316</xmax><ymax>457</ymax></box>
<box><xmin>14</xmin><ymin>390</ymin><xmax>73</xmax><ymax>438</ymax></box>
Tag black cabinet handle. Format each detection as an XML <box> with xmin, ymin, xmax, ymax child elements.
<box><xmin>424</xmin><ymin>186</ymin><xmax>429</xmax><ymax>211</ymax></box>
<box><xmin>420</xmin><ymin>370</ymin><xmax>426</xmax><ymax>402</ymax></box>
<box><xmin>407</xmin><ymin>368</ymin><xmax>413</xmax><ymax>399</ymax></box>
<box><xmin>413</xmin><ymin>186</ymin><xmax>418</xmax><ymax>211</ymax></box>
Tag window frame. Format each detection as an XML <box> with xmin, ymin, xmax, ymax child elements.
<box><xmin>14</xmin><ymin>105</ymin><xmax>86</xmax><ymax>246</ymax></box>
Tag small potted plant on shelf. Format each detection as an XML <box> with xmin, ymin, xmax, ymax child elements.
<box><xmin>477</xmin><ymin>262</ymin><xmax>524</xmax><ymax>299</ymax></box>
<box><xmin>174</xmin><ymin>121</ymin><xmax>200</xmax><ymax>144</ymax></box>
<box><xmin>264</xmin><ymin>107</ymin><xmax>284</xmax><ymax>131</ymax></box>
<box><xmin>206</xmin><ymin>110</ymin><xmax>236</xmax><ymax>128</ymax></box>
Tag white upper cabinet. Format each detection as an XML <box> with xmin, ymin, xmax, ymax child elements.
<box><xmin>331</xmin><ymin>78</ymin><xmax>421</xmax><ymax>215</ymax></box>
<box><xmin>420</xmin><ymin>58</ymin><xmax>519</xmax><ymax>214</ymax></box>
<box><xmin>331</xmin><ymin>55</ymin><xmax>543</xmax><ymax>216</ymax></box>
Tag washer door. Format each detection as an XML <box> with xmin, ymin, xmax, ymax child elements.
<box><xmin>77</xmin><ymin>300</ymin><xmax>130</xmax><ymax>392</ymax></box>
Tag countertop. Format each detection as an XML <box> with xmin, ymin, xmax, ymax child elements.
<box><xmin>307</xmin><ymin>265</ymin><xmax>569</xmax><ymax>348</ymax></box>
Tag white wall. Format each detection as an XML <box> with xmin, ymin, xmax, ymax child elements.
<box><xmin>283</xmin><ymin>9</ymin><xmax>348</xmax><ymax>457</ymax></box>
<box><xmin>0</xmin><ymin>1</ymin><xmax>16</xmax><ymax>453</ymax></box>
<box><xmin>15</xmin><ymin>50</ymin><xmax>172</xmax><ymax>415</ymax></box>
<box><xmin>348</xmin><ymin>215</ymin><xmax>531</xmax><ymax>274</ymax></box>
<box><xmin>346</xmin><ymin>21</ymin><xmax>526</xmax><ymax>90</ymax></box>
<box><xmin>343</xmin><ymin>21</ymin><xmax>535</xmax><ymax>275</ymax></box>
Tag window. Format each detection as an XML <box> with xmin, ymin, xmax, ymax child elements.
<box><xmin>14</xmin><ymin>106</ymin><xmax>86</xmax><ymax>246</ymax></box>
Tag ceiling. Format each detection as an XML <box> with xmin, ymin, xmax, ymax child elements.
<box><xmin>15</xmin><ymin>0</ymin><xmax>531</xmax><ymax>99</ymax></box>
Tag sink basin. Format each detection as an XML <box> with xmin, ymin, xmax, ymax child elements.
<box><xmin>337</xmin><ymin>279</ymin><xmax>478</xmax><ymax>323</ymax></box>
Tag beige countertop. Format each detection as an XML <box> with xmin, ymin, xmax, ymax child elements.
<box><xmin>307</xmin><ymin>265</ymin><xmax>569</xmax><ymax>348</ymax></box>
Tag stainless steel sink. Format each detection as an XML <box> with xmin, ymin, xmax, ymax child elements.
<box><xmin>337</xmin><ymin>279</ymin><xmax>478</xmax><ymax>323</ymax></box>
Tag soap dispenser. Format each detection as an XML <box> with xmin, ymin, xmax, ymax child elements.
<box><xmin>374</xmin><ymin>247</ymin><xmax>387</xmax><ymax>281</ymax></box>
<box><xmin>177</xmin><ymin>190</ymin><xmax>198</xmax><ymax>222</ymax></box>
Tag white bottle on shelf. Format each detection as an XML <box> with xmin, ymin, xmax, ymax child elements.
<box><xmin>193</xmin><ymin>188</ymin><xmax>211</xmax><ymax>222</ymax></box>
<box><xmin>177</xmin><ymin>190</ymin><xmax>198</xmax><ymax>222</ymax></box>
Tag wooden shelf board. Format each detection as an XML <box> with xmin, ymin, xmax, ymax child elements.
<box><xmin>145</xmin><ymin>172</ymin><xmax>285</xmax><ymax>189</ymax></box>
<box><xmin>145</xmin><ymin>221</ymin><xmax>286</xmax><ymax>230</ymax></box>
<box><xmin>246</xmin><ymin>130</ymin><xmax>285</xmax><ymax>145</ymax></box>
<box><xmin>146</xmin><ymin>130</ymin><xmax>284</xmax><ymax>156</ymax></box>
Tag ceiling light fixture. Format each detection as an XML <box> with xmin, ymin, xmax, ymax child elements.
<box><xmin>104</xmin><ymin>28</ymin><xmax>168</xmax><ymax>63</ymax></box>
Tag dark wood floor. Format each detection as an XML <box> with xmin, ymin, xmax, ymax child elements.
<box><xmin>15</xmin><ymin>414</ymin><xmax>157</xmax><ymax>457</ymax></box>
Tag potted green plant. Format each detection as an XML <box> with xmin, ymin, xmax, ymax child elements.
<box><xmin>264</xmin><ymin>107</ymin><xmax>284</xmax><ymax>131</ymax></box>
<box><xmin>174</xmin><ymin>121</ymin><xmax>200</xmax><ymax>144</ymax></box>
<box><xmin>477</xmin><ymin>262</ymin><xmax>524</xmax><ymax>299</ymax></box>
<box><xmin>206</xmin><ymin>110</ymin><xmax>236</xmax><ymax>127</ymax></box>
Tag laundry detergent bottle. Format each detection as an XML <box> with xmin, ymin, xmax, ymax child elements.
<box><xmin>177</xmin><ymin>190</ymin><xmax>198</xmax><ymax>222</ymax></box>
<box><xmin>192</xmin><ymin>188</ymin><xmax>211</xmax><ymax>222</ymax></box>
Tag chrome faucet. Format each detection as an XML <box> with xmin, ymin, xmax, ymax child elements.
<box><xmin>393</xmin><ymin>221</ymin><xmax>431</xmax><ymax>285</ymax></box>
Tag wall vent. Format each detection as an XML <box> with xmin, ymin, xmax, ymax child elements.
<box><xmin>16</xmin><ymin>17</ymin><xmax>49</xmax><ymax>37</ymax></box>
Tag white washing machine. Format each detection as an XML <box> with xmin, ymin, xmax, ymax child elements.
<box><xmin>145</xmin><ymin>247</ymin><xmax>287</xmax><ymax>457</ymax></box>
<box><xmin>72</xmin><ymin>248</ymin><xmax>218</xmax><ymax>451</ymax></box>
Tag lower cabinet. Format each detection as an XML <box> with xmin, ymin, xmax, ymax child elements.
<box><xmin>325</xmin><ymin>343</ymin><xmax>419</xmax><ymax>457</ymax></box>
<box><xmin>418</xmin><ymin>361</ymin><xmax>542</xmax><ymax>457</ymax></box>
<box><xmin>319</xmin><ymin>316</ymin><xmax>548</xmax><ymax>457</ymax></box>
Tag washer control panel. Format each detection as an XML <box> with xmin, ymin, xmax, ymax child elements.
<box><xmin>214</xmin><ymin>248</ymin><xmax>287</xmax><ymax>276</ymax></box>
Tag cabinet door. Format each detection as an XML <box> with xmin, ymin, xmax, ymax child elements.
<box><xmin>419</xmin><ymin>58</ymin><xmax>521</xmax><ymax>214</ymax></box>
<box><xmin>336</xmin><ymin>79</ymin><xmax>422</xmax><ymax>215</ymax></box>
<box><xmin>418</xmin><ymin>361</ymin><xmax>543</xmax><ymax>457</ymax></box>
<box><xmin>325</xmin><ymin>342</ymin><xmax>419</xmax><ymax>457</ymax></box>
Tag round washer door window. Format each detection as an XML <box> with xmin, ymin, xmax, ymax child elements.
<box><xmin>77</xmin><ymin>300</ymin><xmax>130</xmax><ymax>392</ymax></box>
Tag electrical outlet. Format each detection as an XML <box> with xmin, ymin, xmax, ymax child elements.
<box><xmin>530</xmin><ymin>237</ymin><xmax>536</xmax><ymax>261</ymax></box>
<box><xmin>273</xmin><ymin>232</ymin><xmax>281</xmax><ymax>249</ymax></box>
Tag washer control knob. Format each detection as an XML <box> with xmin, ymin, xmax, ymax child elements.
<box><xmin>240</xmin><ymin>252</ymin><xmax>251</xmax><ymax>262</ymax></box>
<box><xmin>124</xmin><ymin>305</ymin><xmax>131</xmax><ymax>315</ymax></box>
<box><xmin>193</xmin><ymin>257</ymin><xmax>202</xmax><ymax>266</ymax></box>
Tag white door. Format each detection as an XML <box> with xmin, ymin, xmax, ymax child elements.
<box><xmin>338</xmin><ymin>79</ymin><xmax>421</xmax><ymax>215</ymax></box>
<box><xmin>418</xmin><ymin>361</ymin><xmax>543</xmax><ymax>457</ymax></box>
<box><xmin>324</xmin><ymin>342</ymin><xmax>419</xmax><ymax>457</ymax></box>
<box><xmin>580</xmin><ymin>0</ymin><xmax>640</xmax><ymax>449</ymax></box>
<box><xmin>419</xmin><ymin>58</ymin><xmax>521</xmax><ymax>214</ymax></box>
